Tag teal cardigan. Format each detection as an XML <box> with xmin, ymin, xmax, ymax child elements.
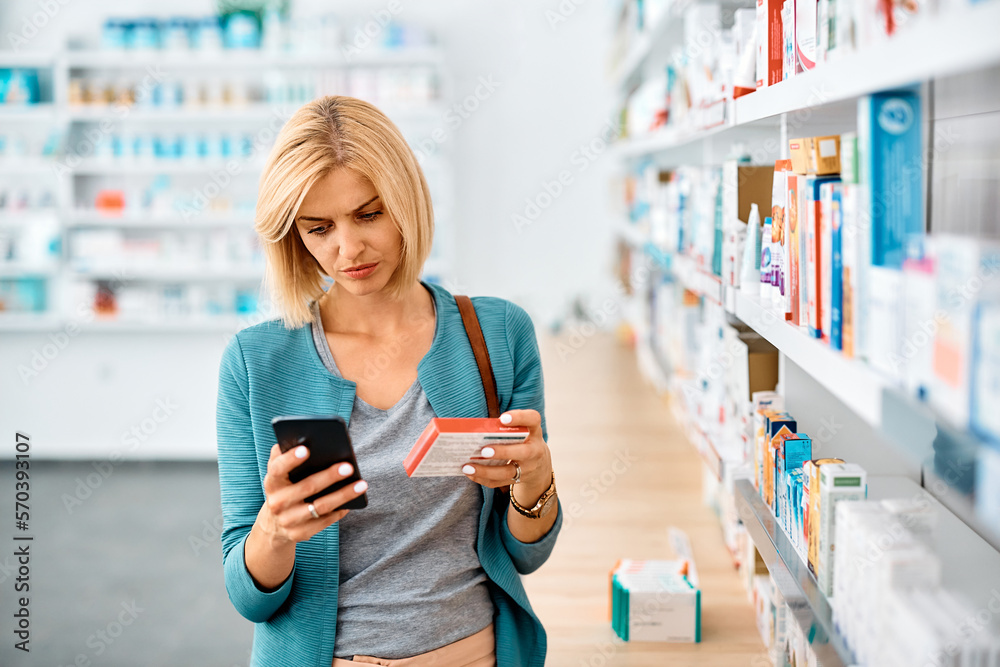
<box><xmin>215</xmin><ymin>281</ymin><xmax>562</xmax><ymax>667</ymax></box>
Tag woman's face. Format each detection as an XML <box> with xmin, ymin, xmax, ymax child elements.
<box><xmin>294</xmin><ymin>168</ymin><xmax>403</xmax><ymax>298</ymax></box>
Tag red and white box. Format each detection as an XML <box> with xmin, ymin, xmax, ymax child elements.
<box><xmin>403</xmin><ymin>418</ymin><xmax>530</xmax><ymax>477</ymax></box>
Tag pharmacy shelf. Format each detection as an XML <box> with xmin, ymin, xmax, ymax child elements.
<box><xmin>730</xmin><ymin>288</ymin><xmax>886</xmax><ymax>427</ymax></box>
<box><xmin>0</xmin><ymin>209</ymin><xmax>60</xmax><ymax>226</ymax></box>
<box><xmin>737</xmin><ymin>474</ymin><xmax>1000</xmax><ymax>666</ymax></box>
<box><xmin>615</xmin><ymin>102</ymin><xmax>736</xmax><ymax>158</ymax></box>
<box><xmin>615</xmin><ymin>2</ymin><xmax>1000</xmax><ymax>157</ymax></box>
<box><xmin>66</xmin><ymin>211</ymin><xmax>254</xmax><ymax>228</ymax></box>
<box><xmin>0</xmin><ymin>51</ymin><xmax>56</xmax><ymax>67</ymax></box>
<box><xmin>0</xmin><ymin>263</ymin><xmax>59</xmax><ymax>277</ymax></box>
<box><xmin>63</xmin><ymin>47</ymin><xmax>445</xmax><ymax>70</ymax></box>
<box><xmin>72</xmin><ymin>316</ymin><xmax>250</xmax><ymax>333</ymax></box>
<box><xmin>611</xmin><ymin>4</ymin><xmax>678</xmax><ymax>91</ymax></box>
<box><xmin>673</xmin><ymin>254</ymin><xmax>722</xmax><ymax>303</ymax></box>
<box><xmin>64</xmin><ymin>102</ymin><xmax>447</xmax><ymax>123</ymax></box>
<box><xmin>737</xmin><ymin>2</ymin><xmax>1000</xmax><ymax>124</ymax></box>
<box><xmin>0</xmin><ymin>159</ymin><xmax>61</xmax><ymax>175</ymax></box>
<box><xmin>68</xmin><ymin>159</ymin><xmax>266</xmax><ymax>175</ymax></box>
<box><xmin>0</xmin><ymin>103</ymin><xmax>58</xmax><ymax>121</ymax></box>
<box><xmin>736</xmin><ymin>477</ymin><xmax>854</xmax><ymax>667</ymax></box>
<box><xmin>69</xmin><ymin>266</ymin><xmax>263</xmax><ymax>282</ymax></box>
<box><xmin>0</xmin><ymin>313</ymin><xmax>63</xmax><ymax>331</ymax></box>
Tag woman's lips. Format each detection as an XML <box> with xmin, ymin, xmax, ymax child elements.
<box><xmin>341</xmin><ymin>262</ymin><xmax>378</xmax><ymax>279</ymax></box>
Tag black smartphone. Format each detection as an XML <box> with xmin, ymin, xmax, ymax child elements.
<box><xmin>271</xmin><ymin>415</ymin><xmax>368</xmax><ymax>510</ymax></box>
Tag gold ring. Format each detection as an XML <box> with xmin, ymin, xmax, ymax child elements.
<box><xmin>307</xmin><ymin>503</ymin><xmax>320</xmax><ymax>520</ymax></box>
<box><xmin>512</xmin><ymin>462</ymin><xmax>522</xmax><ymax>484</ymax></box>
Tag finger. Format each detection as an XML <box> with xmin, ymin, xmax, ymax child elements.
<box><xmin>499</xmin><ymin>409</ymin><xmax>542</xmax><ymax>434</ymax></box>
<box><xmin>314</xmin><ymin>479</ymin><xmax>369</xmax><ymax>516</ymax></box>
<box><xmin>273</xmin><ymin>460</ymin><xmax>359</xmax><ymax>511</ymax></box>
<box><xmin>264</xmin><ymin>442</ymin><xmax>312</xmax><ymax>494</ymax></box>
<box><xmin>477</xmin><ymin>441</ymin><xmax>535</xmax><ymax>463</ymax></box>
<box><xmin>462</xmin><ymin>462</ymin><xmax>518</xmax><ymax>489</ymax></box>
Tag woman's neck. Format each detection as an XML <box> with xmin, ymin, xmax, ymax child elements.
<box><xmin>320</xmin><ymin>281</ymin><xmax>433</xmax><ymax>338</ymax></box>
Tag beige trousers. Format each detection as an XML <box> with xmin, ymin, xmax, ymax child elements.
<box><xmin>331</xmin><ymin>623</ymin><xmax>496</xmax><ymax>667</ymax></box>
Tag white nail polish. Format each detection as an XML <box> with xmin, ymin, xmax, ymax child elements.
<box><xmin>481</xmin><ymin>447</ymin><xmax>495</xmax><ymax>458</ymax></box>
<box><xmin>500</xmin><ymin>413</ymin><xmax>512</xmax><ymax>424</ymax></box>
<box><xmin>295</xmin><ymin>446</ymin><xmax>308</xmax><ymax>458</ymax></box>
<box><xmin>338</xmin><ymin>463</ymin><xmax>353</xmax><ymax>475</ymax></box>
<box><xmin>354</xmin><ymin>480</ymin><xmax>368</xmax><ymax>493</ymax></box>
<box><xmin>462</xmin><ymin>465</ymin><xmax>476</xmax><ymax>475</ymax></box>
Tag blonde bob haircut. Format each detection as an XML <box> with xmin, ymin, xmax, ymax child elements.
<box><xmin>255</xmin><ymin>95</ymin><xmax>434</xmax><ymax>330</ymax></box>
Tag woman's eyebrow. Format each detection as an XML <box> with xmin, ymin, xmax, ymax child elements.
<box><xmin>295</xmin><ymin>196</ymin><xmax>380</xmax><ymax>223</ymax></box>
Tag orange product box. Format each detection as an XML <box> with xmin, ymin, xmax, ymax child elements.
<box><xmin>404</xmin><ymin>418</ymin><xmax>529</xmax><ymax>477</ymax></box>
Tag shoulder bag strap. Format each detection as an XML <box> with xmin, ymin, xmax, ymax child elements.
<box><xmin>455</xmin><ymin>294</ymin><xmax>500</xmax><ymax>419</ymax></box>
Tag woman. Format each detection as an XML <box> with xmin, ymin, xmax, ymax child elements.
<box><xmin>215</xmin><ymin>95</ymin><xmax>562</xmax><ymax>667</ymax></box>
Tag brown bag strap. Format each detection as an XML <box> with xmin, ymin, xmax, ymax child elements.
<box><xmin>455</xmin><ymin>295</ymin><xmax>500</xmax><ymax>419</ymax></box>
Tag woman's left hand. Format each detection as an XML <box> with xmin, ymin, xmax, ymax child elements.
<box><xmin>462</xmin><ymin>409</ymin><xmax>552</xmax><ymax>500</ymax></box>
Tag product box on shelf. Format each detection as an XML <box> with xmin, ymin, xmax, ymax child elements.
<box><xmin>830</xmin><ymin>183</ymin><xmax>844</xmax><ymax>350</ymax></box>
<box><xmin>805</xmin><ymin>175</ymin><xmax>840</xmax><ymax>339</ymax></box>
<box><xmin>775</xmin><ymin>433</ymin><xmax>812</xmax><ymax>521</ymax></box>
<box><xmin>901</xmin><ymin>238</ymin><xmax>936</xmax><ymax>397</ymax></box>
<box><xmin>756</xmin><ymin>0</ymin><xmax>784</xmax><ymax>88</ymax></box>
<box><xmin>771</xmin><ymin>160</ymin><xmax>792</xmax><ymax>315</ymax></box>
<box><xmin>840</xmin><ymin>182</ymin><xmax>860</xmax><ymax>357</ymax></box>
<box><xmin>818</xmin><ymin>179</ymin><xmax>843</xmax><ymax>345</ymax></box>
<box><xmin>794</xmin><ymin>0</ymin><xmax>817</xmax><ymax>72</ymax></box>
<box><xmin>809</xmin><ymin>135</ymin><xmax>841</xmax><ymax>175</ymax></box>
<box><xmin>786</xmin><ymin>172</ymin><xmax>803</xmax><ymax>325</ymax></box>
<box><xmin>751</xmin><ymin>391</ymin><xmax>784</xmax><ymax>477</ymax></box>
<box><xmin>764</xmin><ymin>413</ymin><xmax>797</xmax><ymax>510</ymax></box>
<box><xmin>930</xmin><ymin>236</ymin><xmax>1000</xmax><ymax>429</ymax></box>
<box><xmin>858</xmin><ymin>91</ymin><xmax>924</xmax><ymax>270</ymax></box>
<box><xmin>816</xmin><ymin>462</ymin><xmax>867</xmax><ymax>596</ymax></box>
<box><xmin>805</xmin><ymin>457</ymin><xmax>844</xmax><ymax>577</ymax></box>
<box><xmin>972</xmin><ymin>303</ymin><xmax>1000</xmax><ymax>447</ymax></box>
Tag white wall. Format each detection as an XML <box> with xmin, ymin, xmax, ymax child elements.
<box><xmin>0</xmin><ymin>0</ymin><xmax>619</xmax><ymax>459</ymax></box>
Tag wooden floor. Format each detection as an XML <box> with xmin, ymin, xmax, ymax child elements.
<box><xmin>524</xmin><ymin>330</ymin><xmax>766</xmax><ymax>666</ymax></box>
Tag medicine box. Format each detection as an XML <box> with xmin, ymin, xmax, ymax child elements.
<box><xmin>404</xmin><ymin>418</ymin><xmax>529</xmax><ymax>477</ymax></box>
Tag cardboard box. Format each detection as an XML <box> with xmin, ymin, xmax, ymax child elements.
<box><xmin>788</xmin><ymin>138</ymin><xmax>811</xmax><ymax>174</ymax></box>
<box><xmin>610</xmin><ymin>560</ymin><xmax>701</xmax><ymax>643</ymax></box>
<box><xmin>809</xmin><ymin>135</ymin><xmax>841</xmax><ymax>175</ymax></box>
<box><xmin>723</xmin><ymin>162</ymin><xmax>775</xmax><ymax>227</ymax></box>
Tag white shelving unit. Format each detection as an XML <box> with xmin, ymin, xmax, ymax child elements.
<box><xmin>613</xmin><ymin>1</ymin><xmax>1000</xmax><ymax>161</ymax></box>
<box><xmin>611</xmin><ymin>0</ymin><xmax>1000</xmax><ymax>661</ymax></box>
<box><xmin>0</xmin><ymin>40</ymin><xmax>456</xmax><ymax>331</ymax></box>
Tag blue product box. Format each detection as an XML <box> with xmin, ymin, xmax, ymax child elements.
<box><xmin>831</xmin><ymin>184</ymin><xmax>844</xmax><ymax>351</ymax></box>
<box><xmin>858</xmin><ymin>91</ymin><xmax>924</xmax><ymax>269</ymax></box>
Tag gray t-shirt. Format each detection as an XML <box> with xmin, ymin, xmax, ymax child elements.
<box><xmin>309</xmin><ymin>298</ymin><xmax>494</xmax><ymax>659</ymax></box>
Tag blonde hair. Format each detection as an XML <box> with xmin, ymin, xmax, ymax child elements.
<box><xmin>255</xmin><ymin>95</ymin><xmax>435</xmax><ymax>329</ymax></box>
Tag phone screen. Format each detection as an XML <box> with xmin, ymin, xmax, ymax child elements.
<box><xmin>271</xmin><ymin>416</ymin><xmax>368</xmax><ymax>509</ymax></box>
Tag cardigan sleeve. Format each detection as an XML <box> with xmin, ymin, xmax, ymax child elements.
<box><xmin>499</xmin><ymin>301</ymin><xmax>561</xmax><ymax>573</ymax></box>
<box><xmin>216</xmin><ymin>333</ymin><xmax>296</xmax><ymax>623</ymax></box>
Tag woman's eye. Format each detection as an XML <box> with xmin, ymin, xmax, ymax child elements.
<box><xmin>308</xmin><ymin>226</ymin><xmax>330</xmax><ymax>235</ymax></box>
<box><xmin>359</xmin><ymin>211</ymin><xmax>382</xmax><ymax>221</ymax></box>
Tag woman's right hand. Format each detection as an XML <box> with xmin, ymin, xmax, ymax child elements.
<box><xmin>258</xmin><ymin>443</ymin><xmax>368</xmax><ymax>546</ymax></box>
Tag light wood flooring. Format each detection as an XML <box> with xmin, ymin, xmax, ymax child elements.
<box><xmin>525</xmin><ymin>331</ymin><xmax>766</xmax><ymax>666</ymax></box>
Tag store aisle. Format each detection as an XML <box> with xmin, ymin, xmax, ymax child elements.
<box><xmin>528</xmin><ymin>330</ymin><xmax>764</xmax><ymax>666</ymax></box>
